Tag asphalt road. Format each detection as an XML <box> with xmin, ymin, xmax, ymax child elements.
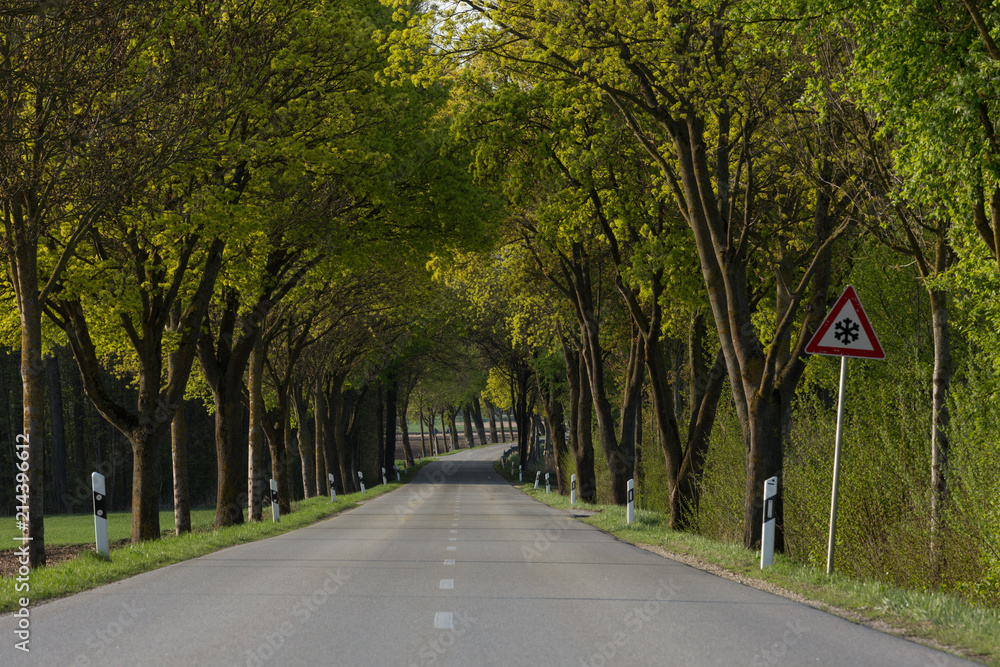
<box><xmin>1</xmin><ymin>444</ymin><xmax>974</xmax><ymax>666</ymax></box>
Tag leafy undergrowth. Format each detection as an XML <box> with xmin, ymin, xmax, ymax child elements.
<box><xmin>1</xmin><ymin>461</ymin><xmax>430</xmax><ymax>612</ymax></box>
<box><xmin>495</xmin><ymin>460</ymin><xmax>1000</xmax><ymax>666</ymax></box>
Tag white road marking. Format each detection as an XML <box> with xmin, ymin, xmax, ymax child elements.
<box><xmin>434</xmin><ymin>612</ymin><xmax>454</xmax><ymax>629</ymax></box>
<box><xmin>444</xmin><ymin>559</ymin><xmax>455</xmax><ymax>565</ymax></box>
<box><xmin>440</xmin><ymin>579</ymin><xmax>454</xmax><ymax>589</ymax></box>
<box><xmin>447</xmin><ymin>546</ymin><xmax>457</xmax><ymax>551</ymax></box>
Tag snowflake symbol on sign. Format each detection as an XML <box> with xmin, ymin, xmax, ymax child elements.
<box><xmin>834</xmin><ymin>317</ymin><xmax>860</xmax><ymax>345</ymax></box>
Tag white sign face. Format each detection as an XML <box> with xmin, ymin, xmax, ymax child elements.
<box><xmin>812</xmin><ymin>300</ymin><xmax>875</xmax><ymax>352</ymax></box>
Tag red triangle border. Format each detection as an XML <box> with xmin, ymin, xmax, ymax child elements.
<box><xmin>805</xmin><ymin>285</ymin><xmax>885</xmax><ymax>359</ymax></box>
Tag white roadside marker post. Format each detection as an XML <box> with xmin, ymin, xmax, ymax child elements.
<box><xmin>92</xmin><ymin>472</ymin><xmax>110</xmax><ymax>558</ymax></box>
<box><xmin>760</xmin><ymin>476</ymin><xmax>778</xmax><ymax>568</ymax></box>
<box><xmin>329</xmin><ymin>473</ymin><xmax>336</xmax><ymax>501</ymax></box>
<box><xmin>571</xmin><ymin>474</ymin><xmax>576</xmax><ymax>504</ymax></box>
<box><xmin>518</xmin><ymin>465</ymin><xmax>522</xmax><ymax>482</ymax></box>
<box><xmin>382</xmin><ymin>467</ymin><xmax>387</xmax><ymax>486</ymax></box>
<box><xmin>545</xmin><ymin>473</ymin><xmax>550</xmax><ymax>493</ymax></box>
<box><xmin>358</xmin><ymin>471</ymin><xmax>365</xmax><ymax>494</ymax></box>
<box><xmin>394</xmin><ymin>465</ymin><xmax>400</xmax><ymax>482</ymax></box>
<box><xmin>626</xmin><ymin>478</ymin><xmax>635</xmax><ymax>524</ymax></box>
<box><xmin>534</xmin><ymin>471</ymin><xmax>540</xmax><ymax>489</ymax></box>
<box><xmin>270</xmin><ymin>478</ymin><xmax>280</xmax><ymax>522</ymax></box>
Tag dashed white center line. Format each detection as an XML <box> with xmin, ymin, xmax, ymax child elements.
<box><xmin>449</xmin><ymin>537</ymin><xmax>457</xmax><ymax>541</ymax></box>
<box><xmin>440</xmin><ymin>579</ymin><xmax>454</xmax><ymax>589</ymax></box>
<box><xmin>444</xmin><ymin>559</ymin><xmax>455</xmax><ymax>565</ymax></box>
<box><xmin>434</xmin><ymin>612</ymin><xmax>454</xmax><ymax>630</ymax></box>
<box><xmin>450</xmin><ymin>529</ymin><xmax>458</xmax><ymax>533</ymax></box>
<box><xmin>447</xmin><ymin>546</ymin><xmax>457</xmax><ymax>551</ymax></box>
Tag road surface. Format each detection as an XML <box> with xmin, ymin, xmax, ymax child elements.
<box><xmin>1</xmin><ymin>444</ymin><xmax>972</xmax><ymax>666</ymax></box>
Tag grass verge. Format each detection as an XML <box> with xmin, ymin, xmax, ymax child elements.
<box><xmin>496</xmin><ymin>460</ymin><xmax>1000</xmax><ymax>666</ymax></box>
<box><xmin>1</xmin><ymin>461</ymin><xmax>430</xmax><ymax>613</ymax></box>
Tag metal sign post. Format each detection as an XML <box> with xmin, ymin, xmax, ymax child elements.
<box><xmin>826</xmin><ymin>356</ymin><xmax>849</xmax><ymax>574</ymax></box>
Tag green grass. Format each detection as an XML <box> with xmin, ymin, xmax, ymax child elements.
<box><xmin>1</xmin><ymin>461</ymin><xmax>430</xmax><ymax>612</ymax></box>
<box><xmin>1</xmin><ymin>508</ymin><xmax>218</xmax><ymax>547</ymax></box>
<box><xmin>495</xmin><ymin>461</ymin><xmax>1000</xmax><ymax>666</ymax></box>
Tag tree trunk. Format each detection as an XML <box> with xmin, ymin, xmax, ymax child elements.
<box><xmin>579</xmin><ymin>313</ymin><xmax>641</xmax><ymax>505</ymax></box>
<box><xmin>448</xmin><ymin>408</ymin><xmax>458</xmax><ymax>450</ymax></box>
<box><xmin>425</xmin><ymin>410</ymin><xmax>436</xmax><ymax>456</ymax></box>
<box><xmin>398</xmin><ymin>395</ymin><xmax>415</xmax><ymax>467</ymax></box>
<box><xmin>929</xmin><ymin>287</ymin><xmax>951</xmax><ymax>581</ymax></box>
<box><xmin>513</xmin><ymin>368</ymin><xmax>531</xmax><ymax>464</ymax></box>
<box><xmin>171</xmin><ymin>401</ymin><xmax>191</xmax><ymax>535</ymax></box>
<box><xmin>565</xmin><ymin>248</ymin><xmax>642</xmax><ymax>505</ymax></box>
<box><xmin>46</xmin><ymin>352</ymin><xmax>68</xmax><ymax>514</ymax></box>
<box><xmin>211</xmin><ymin>375</ymin><xmax>246</xmax><ymax>527</ymax></box>
<box><xmin>376</xmin><ymin>385</ymin><xmax>386</xmax><ymax>476</ymax></box>
<box><xmin>418</xmin><ymin>407</ymin><xmax>427</xmax><ymax>458</ymax></box>
<box><xmin>16</xmin><ymin>260</ymin><xmax>46</xmax><ymax>565</ymax></box>
<box><xmin>742</xmin><ymin>389</ymin><xmax>787</xmax><ymax>551</ymax></box>
<box><xmin>439</xmin><ymin>410</ymin><xmax>456</xmax><ymax>454</ymax></box>
<box><xmin>129</xmin><ymin>427</ymin><xmax>163</xmax><ymax>542</ymax></box>
<box><xmin>571</xmin><ymin>346</ymin><xmax>597</xmax><ymax>503</ymax></box>
<box><xmin>266</xmin><ymin>405</ymin><xmax>292</xmax><ymax>515</ymax></box>
<box><xmin>483</xmin><ymin>397</ymin><xmax>499</xmax><ymax>443</ymax></box>
<box><xmin>16</xmin><ymin>302</ymin><xmax>45</xmax><ymax>568</ymax></box>
<box><xmin>641</xmin><ymin>314</ymin><xmax>727</xmax><ymax>530</ymax></box>
<box><xmin>282</xmin><ymin>409</ymin><xmax>296</xmax><ymax>502</ymax></box>
<box><xmin>497</xmin><ymin>404</ymin><xmax>507</xmax><ymax>441</ymax></box>
<box><xmin>292</xmin><ymin>385</ymin><xmax>316</xmax><ymax>498</ymax></box>
<box><xmin>471</xmin><ymin>397</ymin><xmax>488</xmax><ymax>446</ymax></box>
<box><xmin>384</xmin><ymin>378</ymin><xmax>398</xmax><ymax>475</ymax></box>
<box><xmin>462</xmin><ymin>404</ymin><xmax>475</xmax><ymax>449</ymax></box>
<box><xmin>537</xmin><ymin>371</ymin><xmax>568</xmax><ymax>493</ymax></box>
<box><xmin>327</xmin><ymin>378</ymin><xmax>354</xmax><ymax>493</ymax></box>
<box><xmin>248</xmin><ymin>340</ymin><xmax>266</xmax><ymax>521</ymax></box>
<box><xmin>314</xmin><ymin>380</ymin><xmax>331</xmax><ymax>494</ymax></box>
<box><xmin>528</xmin><ymin>414</ymin><xmax>538</xmax><ymax>462</ymax></box>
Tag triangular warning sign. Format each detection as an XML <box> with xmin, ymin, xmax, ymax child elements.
<box><xmin>805</xmin><ymin>286</ymin><xmax>885</xmax><ymax>359</ymax></box>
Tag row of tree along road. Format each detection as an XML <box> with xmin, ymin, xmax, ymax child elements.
<box><xmin>4</xmin><ymin>0</ymin><xmax>1000</xmax><ymax>608</ymax></box>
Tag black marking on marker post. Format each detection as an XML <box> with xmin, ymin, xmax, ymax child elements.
<box><xmin>764</xmin><ymin>497</ymin><xmax>775</xmax><ymax>522</ymax></box>
<box><xmin>627</xmin><ymin>487</ymin><xmax>634</xmax><ymax>505</ymax></box>
<box><xmin>93</xmin><ymin>490</ymin><xmax>107</xmax><ymax>518</ymax></box>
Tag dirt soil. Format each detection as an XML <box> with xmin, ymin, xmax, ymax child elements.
<box><xmin>0</xmin><ymin>543</ymin><xmax>93</xmax><ymax>578</ymax></box>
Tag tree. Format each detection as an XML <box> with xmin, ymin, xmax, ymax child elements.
<box><xmin>1</xmin><ymin>1</ymin><xmax>248</xmax><ymax>548</ymax></box>
<box><xmin>387</xmin><ymin>0</ymin><xmax>849</xmax><ymax>545</ymax></box>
